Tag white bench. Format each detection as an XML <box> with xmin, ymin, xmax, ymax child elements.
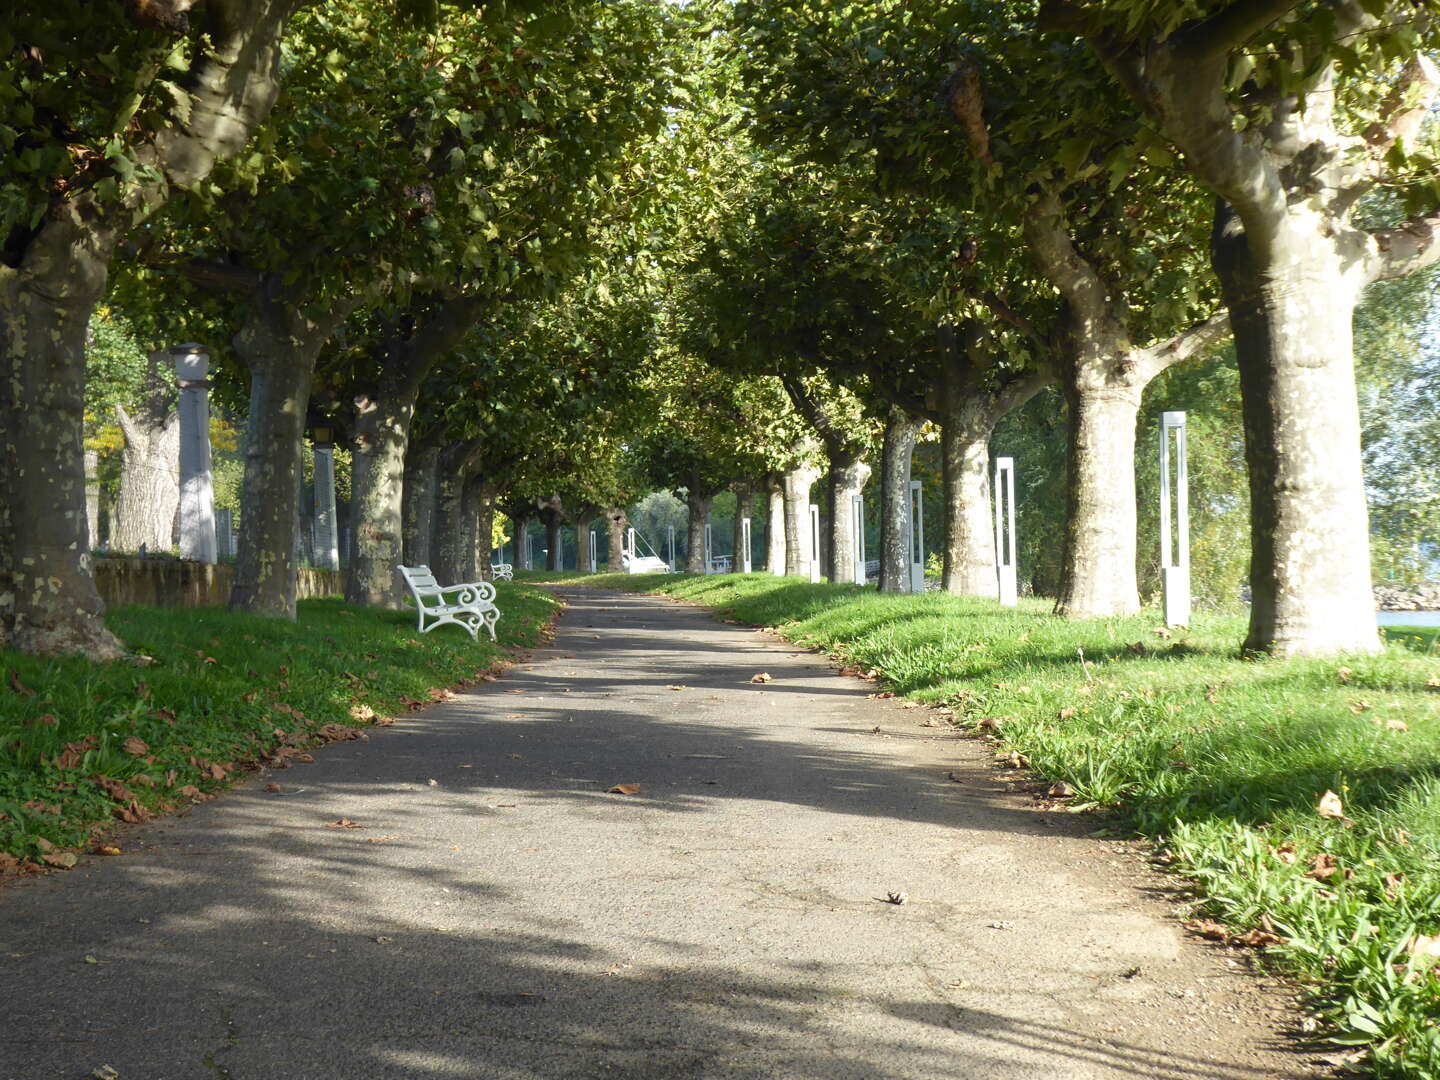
<box><xmin>491</xmin><ymin>563</ymin><xmax>513</xmax><ymax>581</ymax></box>
<box><xmin>397</xmin><ymin>564</ymin><xmax>500</xmax><ymax>642</ymax></box>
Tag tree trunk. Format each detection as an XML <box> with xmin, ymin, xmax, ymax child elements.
<box><xmin>432</xmin><ymin>463</ymin><xmax>468</xmax><ymax>585</ymax></box>
<box><xmin>825</xmin><ymin>455</ymin><xmax>871</xmax><ymax>584</ymax></box>
<box><xmin>0</xmin><ymin>265</ymin><xmax>124</xmax><ymax>659</ymax></box>
<box><xmin>1053</xmin><ymin>383</ymin><xmax>1143</xmax><ymax>618</ymax></box>
<box><xmin>685</xmin><ymin>491</ymin><xmax>713</xmax><ymax>573</ymax></box>
<box><xmin>765</xmin><ymin>475</ymin><xmax>786</xmax><ymax>575</ymax></box>
<box><xmin>1213</xmin><ymin>203</ymin><xmax>1379</xmax><ymax>655</ymax></box>
<box><xmin>575</xmin><ymin>511</ymin><xmax>600</xmax><ymax>573</ymax></box>
<box><xmin>605</xmin><ymin>509</ymin><xmax>627</xmax><ymax>572</ymax></box>
<box><xmin>514</xmin><ymin>513</ymin><xmax>535</xmax><ymax>570</ymax></box>
<box><xmin>545</xmin><ymin>518</ymin><xmax>563</xmax><ymax>571</ymax></box>
<box><xmin>731</xmin><ymin>483</ymin><xmax>752</xmax><ymax>572</ymax></box>
<box><xmin>940</xmin><ymin>417</ymin><xmax>999</xmax><ymax>598</ymax></box>
<box><xmin>112</xmin><ymin>392</ymin><xmax>181</xmax><ymax>554</ymax></box>
<box><xmin>0</xmin><ymin>0</ymin><xmax>295</xmax><ymax>659</ymax></box>
<box><xmin>782</xmin><ymin>464</ymin><xmax>820</xmax><ymax>577</ymax></box>
<box><xmin>461</xmin><ymin>476</ymin><xmax>495</xmax><ymax>582</ymax></box>
<box><xmin>346</xmin><ymin>390</ymin><xmax>416</xmax><ymax>608</ymax></box>
<box><xmin>85</xmin><ymin>449</ymin><xmax>101</xmax><ymax>550</ymax></box>
<box><xmin>229</xmin><ymin>288</ymin><xmax>338</xmax><ymax>618</ymax></box>
<box><xmin>402</xmin><ymin>442</ymin><xmax>439</xmax><ymax>567</ymax></box>
<box><xmin>878</xmin><ymin>407</ymin><xmax>921</xmax><ymax>593</ymax></box>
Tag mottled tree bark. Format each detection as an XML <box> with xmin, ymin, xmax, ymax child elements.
<box><xmin>1053</xmin><ymin>3</ymin><xmax>1440</xmax><ymax>651</ymax></box>
<box><xmin>402</xmin><ymin>442</ymin><xmax>440</xmax><ymax>567</ymax></box>
<box><xmin>685</xmin><ymin>490</ymin><xmax>714</xmax><ymax>574</ymax></box>
<box><xmin>347</xmin><ymin>296</ymin><xmax>488</xmax><ymax>607</ymax></box>
<box><xmin>431</xmin><ymin>451</ymin><xmax>470</xmax><ymax>586</ymax></box>
<box><xmin>574</xmin><ymin>508</ymin><xmax>601</xmax><ymax>573</ymax></box>
<box><xmin>0</xmin><ymin>0</ymin><xmax>299</xmax><ymax>658</ymax></box>
<box><xmin>605</xmin><ymin>508</ymin><xmax>627</xmax><ymax>572</ymax></box>
<box><xmin>878</xmin><ymin>407</ymin><xmax>922</xmax><ymax>593</ymax></box>
<box><xmin>781</xmin><ymin>462</ymin><xmax>821</xmax><ymax>577</ymax></box>
<box><xmin>112</xmin><ymin>356</ymin><xmax>180</xmax><ymax>553</ymax></box>
<box><xmin>824</xmin><ymin>456</ymin><xmax>871</xmax><ymax>584</ymax></box>
<box><xmin>765</xmin><ymin>475</ymin><xmax>786</xmax><ymax>575</ymax></box>
<box><xmin>460</xmin><ymin>476</ymin><xmax>497</xmax><ymax>582</ymax></box>
<box><xmin>229</xmin><ymin>286</ymin><xmax>348</xmax><ymax>618</ymax></box>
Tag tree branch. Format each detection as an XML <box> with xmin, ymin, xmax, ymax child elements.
<box><xmin>1364</xmin><ymin>53</ymin><xmax>1440</xmax><ymax>156</ymax></box>
<box><xmin>1135</xmin><ymin>309</ymin><xmax>1231</xmax><ymax>381</ymax></box>
<box><xmin>993</xmin><ymin>369</ymin><xmax>1054</xmax><ymax>418</ymax></box>
<box><xmin>177</xmin><ymin>257</ymin><xmax>264</xmax><ymax>294</ymax></box>
<box><xmin>1177</xmin><ymin>0</ymin><xmax>1302</xmax><ymax>60</ymax></box>
<box><xmin>1366</xmin><ymin>212</ymin><xmax>1440</xmax><ymax>283</ymax></box>
<box><xmin>1020</xmin><ymin>186</ymin><xmax>1113</xmax><ymax>330</ymax></box>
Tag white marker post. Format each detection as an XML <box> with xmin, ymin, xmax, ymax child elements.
<box><xmin>994</xmin><ymin>456</ymin><xmax>1018</xmax><ymax>606</ymax></box>
<box><xmin>589</xmin><ymin>529</ymin><xmax>597</xmax><ymax>573</ymax></box>
<box><xmin>666</xmin><ymin>525</ymin><xmax>675</xmax><ymax>570</ymax></box>
<box><xmin>626</xmin><ymin>527</ymin><xmax>637</xmax><ymax>563</ymax></box>
<box><xmin>908</xmin><ymin>480</ymin><xmax>925</xmax><ymax>593</ymax></box>
<box><xmin>740</xmin><ymin>517</ymin><xmax>752</xmax><ymax>572</ymax></box>
<box><xmin>809</xmin><ymin>504</ymin><xmax>822</xmax><ymax>583</ymax></box>
<box><xmin>1160</xmin><ymin>411</ymin><xmax>1191</xmax><ymax>627</ymax></box>
<box><xmin>172</xmin><ymin>345</ymin><xmax>216</xmax><ymax>563</ymax></box>
<box><xmin>851</xmin><ymin>494</ymin><xmax>866</xmax><ymax>585</ymax></box>
<box><xmin>704</xmin><ymin>522</ymin><xmax>714</xmax><ymax>573</ymax></box>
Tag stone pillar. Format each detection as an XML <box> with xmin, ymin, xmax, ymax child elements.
<box><xmin>809</xmin><ymin>504</ymin><xmax>822</xmax><ymax>584</ymax></box>
<box><xmin>851</xmin><ymin>495</ymin><xmax>866</xmax><ymax>585</ymax></box>
<box><xmin>311</xmin><ymin>431</ymin><xmax>339</xmax><ymax>572</ymax></box>
<box><xmin>741</xmin><ymin>517</ymin><xmax>752</xmax><ymax>573</ymax></box>
<box><xmin>1160</xmin><ymin>411</ymin><xmax>1191</xmax><ymax>627</ymax></box>
<box><xmin>908</xmin><ymin>480</ymin><xmax>925</xmax><ymax>594</ymax></box>
<box><xmin>172</xmin><ymin>344</ymin><xmax>216</xmax><ymax>564</ymax></box>
<box><xmin>994</xmin><ymin>457</ymin><xmax>1018</xmax><ymax>607</ymax></box>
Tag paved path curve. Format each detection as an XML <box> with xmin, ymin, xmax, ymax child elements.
<box><xmin>1</xmin><ymin>589</ymin><xmax>1318</xmax><ymax>1080</ymax></box>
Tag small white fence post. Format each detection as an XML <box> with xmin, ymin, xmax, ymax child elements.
<box><xmin>994</xmin><ymin>456</ymin><xmax>1018</xmax><ymax>606</ymax></box>
<box><xmin>851</xmin><ymin>494</ymin><xmax>866</xmax><ymax>585</ymax></box>
<box><xmin>741</xmin><ymin>517</ymin><xmax>752</xmax><ymax>573</ymax></box>
<box><xmin>1160</xmin><ymin>411</ymin><xmax>1191</xmax><ymax>627</ymax></box>
<box><xmin>809</xmin><ymin>504</ymin><xmax>822</xmax><ymax>584</ymax></box>
<box><xmin>704</xmin><ymin>522</ymin><xmax>714</xmax><ymax>574</ymax></box>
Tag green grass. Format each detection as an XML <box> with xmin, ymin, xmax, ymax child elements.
<box><xmin>526</xmin><ymin>569</ymin><xmax>1440</xmax><ymax>1078</ymax></box>
<box><xmin>0</xmin><ymin>583</ymin><xmax>559</xmax><ymax>869</ymax></box>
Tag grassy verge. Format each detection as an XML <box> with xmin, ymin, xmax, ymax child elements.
<box><xmin>527</xmin><ymin>569</ymin><xmax>1440</xmax><ymax>1077</ymax></box>
<box><xmin>0</xmin><ymin>583</ymin><xmax>559</xmax><ymax>871</ymax></box>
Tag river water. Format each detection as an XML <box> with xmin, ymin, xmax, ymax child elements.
<box><xmin>1377</xmin><ymin>611</ymin><xmax>1440</xmax><ymax>627</ymax></box>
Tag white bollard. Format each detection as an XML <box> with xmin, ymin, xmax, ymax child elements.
<box><xmin>589</xmin><ymin>529</ymin><xmax>597</xmax><ymax>573</ymax></box>
<box><xmin>851</xmin><ymin>494</ymin><xmax>866</xmax><ymax>585</ymax></box>
<box><xmin>1160</xmin><ymin>411</ymin><xmax>1191</xmax><ymax>627</ymax></box>
<box><xmin>666</xmin><ymin>524</ymin><xmax>675</xmax><ymax>570</ymax></box>
<box><xmin>908</xmin><ymin>480</ymin><xmax>925</xmax><ymax>593</ymax></box>
<box><xmin>172</xmin><ymin>344</ymin><xmax>216</xmax><ymax>564</ymax></box>
<box><xmin>809</xmin><ymin>504</ymin><xmax>822</xmax><ymax>584</ymax></box>
<box><xmin>994</xmin><ymin>457</ymin><xmax>1018</xmax><ymax>606</ymax></box>
<box><xmin>704</xmin><ymin>522</ymin><xmax>714</xmax><ymax>573</ymax></box>
<box><xmin>741</xmin><ymin>517</ymin><xmax>752</xmax><ymax>573</ymax></box>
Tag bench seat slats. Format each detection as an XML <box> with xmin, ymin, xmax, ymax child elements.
<box><xmin>397</xmin><ymin>564</ymin><xmax>500</xmax><ymax>642</ymax></box>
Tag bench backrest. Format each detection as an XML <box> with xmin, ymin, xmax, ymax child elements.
<box><xmin>398</xmin><ymin>565</ymin><xmax>444</xmax><ymax>599</ymax></box>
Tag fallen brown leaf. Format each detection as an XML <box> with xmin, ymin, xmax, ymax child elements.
<box><xmin>1057</xmin><ymin>707</ymin><xmax>1077</xmax><ymax>721</ymax></box>
<box><xmin>8</xmin><ymin>670</ymin><xmax>36</xmax><ymax>697</ymax></box>
<box><xmin>606</xmin><ymin>784</ymin><xmax>641</xmax><ymax>795</ymax></box>
<box><xmin>178</xmin><ymin>785</ymin><xmax>202</xmax><ymax>798</ymax></box>
<box><xmin>121</xmin><ymin>737</ymin><xmax>149</xmax><ymax>756</ymax></box>
<box><xmin>1307</xmin><ymin>852</ymin><xmax>1340</xmax><ymax>880</ymax></box>
<box><xmin>95</xmin><ymin>845</ymin><xmax>123</xmax><ymax>857</ymax></box>
<box><xmin>667</xmin><ymin>684</ymin><xmax>688</xmax><ymax>691</ymax></box>
<box><xmin>1385</xmin><ymin>718</ymin><xmax>1409</xmax><ymax>732</ymax></box>
<box><xmin>1004</xmin><ymin>751</ymin><xmax>1029</xmax><ymax>769</ymax></box>
<box><xmin>1383</xmin><ymin>872</ymin><xmax>1406</xmax><ymax>899</ymax></box>
<box><xmin>264</xmin><ymin>783</ymin><xmax>284</xmax><ymax>794</ymax></box>
<box><xmin>1336</xmin><ymin>667</ymin><xmax>1354</xmax><ymax>684</ymax></box>
<box><xmin>365</xmin><ymin>835</ymin><xmax>395</xmax><ymax>844</ymax></box>
<box><xmin>750</xmin><ymin>673</ymin><xmax>773</xmax><ymax>684</ymax></box>
<box><xmin>41</xmin><ymin>852</ymin><xmax>77</xmax><ymax>870</ymax></box>
<box><xmin>1186</xmin><ymin>918</ymin><xmax>1229</xmax><ymax>941</ymax></box>
<box><xmin>315</xmin><ymin>724</ymin><xmax>360</xmax><ymax>742</ymax></box>
<box><xmin>1316</xmin><ymin>789</ymin><xmax>1346</xmax><ymax>820</ymax></box>
<box><xmin>1272</xmin><ymin>842</ymin><xmax>1298</xmax><ymax>864</ymax></box>
<box><xmin>976</xmin><ymin>717</ymin><xmax>1003</xmax><ymax>731</ymax></box>
<box><xmin>349</xmin><ymin>704</ymin><xmax>376</xmax><ymax>722</ymax></box>
<box><xmin>326</xmin><ymin>818</ymin><xmax>363</xmax><ymax>829</ymax></box>
<box><xmin>1046</xmin><ymin>781</ymin><xmax>1074</xmax><ymax>798</ymax></box>
<box><xmin>1406</xmin><ymin>933</ymin><xmax>1440</xmax><ymax>960</ymax></box>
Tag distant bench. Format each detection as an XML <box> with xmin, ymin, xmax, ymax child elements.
<box><xmin>491</xmin><ymin>563</ymin><xmax>514</xmax><ymax>581</ymax></box>
<box><xmin>398</xmin><ymin>564</ymin><xmax>500</xmax><ymax>642</ymax></box>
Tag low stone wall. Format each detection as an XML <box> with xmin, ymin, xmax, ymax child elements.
<box><xmin>1374</xmin><ymin>581</ymin><xmax>1440</xmax><ymax>612</ymax></box>
<box><xmin>93</xmin><ymin>559</ymin><xmax>344</xmax><ymax>609</ymax></box>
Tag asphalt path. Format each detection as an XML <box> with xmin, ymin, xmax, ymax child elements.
<box><xmin>0</xmin><ymin>588</ymin><xmax>1319</xmax><ymax>1080</ymax></box>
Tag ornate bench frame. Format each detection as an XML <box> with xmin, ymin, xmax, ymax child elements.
<box><xmin>397</xmin><ymin>564</ymin><xmax>500</xmax><ymax>642</ymax></box>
